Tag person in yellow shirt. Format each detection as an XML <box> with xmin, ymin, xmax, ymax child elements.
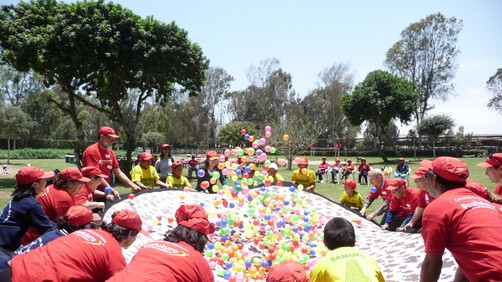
<box><xmin>266</xmin><ymin>163</ymin><xmax>284</xmax><ymax>184</ymax></box>
<box><xmin>166</xmin><ymin>161</ymin><xmax>191</xmax><ymax>190</ymax></box>
<box><xmin>130</xmin><ymin>152</ymin><xmax>169</xmax><ymax>190</ymax></box>
<box><xmin>340</xmin><ymin>179</ymin><xmax>364</xmax><ymax>211</ymax></box>
<box><xmin>310</xmin><ymin>217</ymin><xmax>385</xmax><ymax>282</ymax></box>
<box><xmin>291</xmin><ymin>158</ymin><xmax>316</xmax><ymax>191</ymax></box>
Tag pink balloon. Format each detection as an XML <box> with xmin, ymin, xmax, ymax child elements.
<box><xmin>259</xmin><ymin>138</ymin><xmax>266</xmax><ymax>146</ymax></box>
<box><xmin>218</xmin><ymin>155</ymin><xmax>225</xmax><ymax>162</ymax></box>
<box><xmin>265</xmin><ymin>125</ymin><xmax>271</xmax><ymax>132</ymax></box>
<box><xmin>252</xmin><ymin>141</ymin><xmax>259</xmax><ymax>149</ymax></box>
<box><xmin>265</xmin><ymin>131</ymin><xmax>272</xmax><ymax>138</ymax></box>
<box><xmin>224</xmin><ymin>149</ymin><xmax>231</xmax><ymax>156</ymax></box>
<box><xmin>264</xmin><ymin>145</ymin><xmax>271</xmax><ymax>152</ymax></box>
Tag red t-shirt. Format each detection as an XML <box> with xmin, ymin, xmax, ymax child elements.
<box><xmin>422</xmin><ymin>189</ymin><xmax>502</xmax><ymax>282</ymax></box>
<box><xmin>368</xmin><ymin>178</ymin><xmax>393</xmax><ymax>201</ymax></box>
<box><xmin>389</xmin><ymin>187</ymin><xmax>419</xmax><ymax>217</ymax></box>
<box><xmin>74</xmin><ymin>183</ymin><xmax>94</xmax><ymax>205</ymax></box>
<box><xmin>82</xmin><ymin>143</ymin><xmax>119</xmax><ymax>180</ymax></box>
<box><xmin>417</xmin><ymin>189</ymin><xmax>436</xmax><ymax>209</ymax></box>
<box><xmin>358</xmin><ymin>163</ymin><xmax>371</xmax><ymax>173</ymax></box>
<box><xmin>188</xmin><ymin>159</ymin><xmax>199</xmax><ymax>169</ymax></box>
<box><xmin>12</xmin><ymin>229</ymin><xmax>126</xmax><ymax>282</ymax></box>
<box><xmin>317</xmin><ymin>161</ymin><xmax>329</xmax><ymax>171</ymax></box>
<box><xmin>22</xmin><ymin>185</ymin><xmax>75</xmax><ymax>244</ymax></box>
<box><xmin>106</xmin><ymin>240</ymin><xmax>214</xmax><ymax>282</ymax></box>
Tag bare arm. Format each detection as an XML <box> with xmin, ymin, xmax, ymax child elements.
<box><xmin>452</xmin><ymin>268</ymin><xmax>468</xmax><ymax>282</ymax></box>
<box><xmin>420</xmin><ymin>253</ymin><xmax>443</xmax><ymax>282</ymax></box>
<box><xmin>80</xmin><ymin>201</ymin><xmax>105</xmax><ymax>210</ymax></box>
<box><xmin>113</xmin><ymin>168</ymin><xmax>141</xmax><ymax>192</ymax></box>
<box><xmin>155</xmin><ymin>179</ymin><xmax>169</xmax><ymax>188</ymax></box>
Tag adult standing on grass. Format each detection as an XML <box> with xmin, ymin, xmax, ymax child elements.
<box><xmin>359</xmin><ymin>169</ymin><xmax>392</xmax><ymax>225</ymax></box>
<box><xmin>477</xmin><ymin>153</ymin><xmax>502</xmax><ymax>196</ymax></box>
<box><xmin>155</xmin><ymin>144</ymin><xmax>175</xmax><ymax>183</ymax></box>
<box><xmin>82</xmin><ymin>126</ymin><xmax>140</xmax><ymax>195</ymax></box>
<box><xmin>196</xmin><ymin>151</ymin><xmax>227</xmax><ymax>194</ymax></box>
<box><xmin>420</xmin><ymin>157</ymin><xmax>502</xmax><ymax>282</ymax></box>
<box><xmin>1</xmin><ymin>209</ymin><xmax>145</xmax><ymax>282</ymax></box>
<box><xmin>21</xmin><ymin>167</ymin><xmax>90</xmax><ymax>244</ymax></box>
<box><xmin>0</xmin><ymin>167</ymin><xmax>56</xmax><ymax>264</ymax></box>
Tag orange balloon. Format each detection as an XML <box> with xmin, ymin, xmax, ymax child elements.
<box><xmin>282</xmin><ymin>134</ymin><xmax>289</xmax><ymax>141</ymax></box>
<box><xmin>249</xmin><ymin>135</ymin><xmax>255</xmax><ymax>142</ymax></box>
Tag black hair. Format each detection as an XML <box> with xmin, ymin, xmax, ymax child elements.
<box><xmin>425</xmin><ymin>170</ymin><xmax>466</xmax><ymax>191</ymax></box>
<box><xmin>55</xmin><ymin>216</ymin><xmax>101</xmax><ymax>233</ymax></box>
<box><xmin>323</xmin><ymin>217</ymin><xmax>356</xmax><ymax>250</ymax></box>
<box><xmin>159</xmin><ymin>147</ymin><xmax>172</xmax><ymax>159</ymax></box>
<box><xmin>11</xmin><ymin>183</ymin><xmax>37</xmax><ymax>201</ymax></box>
<box><xmin>100</xmin><ymin>222</ymin><xmax>139</xmax><ymax>241</ymax></box>
<box><xmin>164</xmin><ymin>225</ymin><xmax>208</xmax><ymax>253</ymax></box>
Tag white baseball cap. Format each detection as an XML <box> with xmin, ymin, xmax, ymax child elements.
<box><xmin>269</xmin><ymin>163</ymin><xmax>278</xmax><ymax>170</ymax></box>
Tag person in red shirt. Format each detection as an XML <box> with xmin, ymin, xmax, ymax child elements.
<box><xmin>381</xmin><ymin>178</ymin><xmax>419</xmax><ymax>232</ymax></box>
<box><xmin>420</xmin><ymin>157</ymin><xmax>502</xmax><ymax>282</ymax></box>
<box><xmin>21</xmin><ymin>167</ymin><xmax>91</xmax><ymax>245</ymax></box>
<box><xmin>360</xmin><ymin>170</ymin><xmax>393</xmax><ymax>225</ymax></box>
<box><xmin>340</xmin><ymin>159</ymin><xmax>355</xmax><ymax>181</ymax></box>
<box><xmin>357</xmin><ymin>158</ymin><xmax>371</xmax><ymax>185</ymax></box>
<box><xmin>267</xmin><ymin>261</ymin><xmax>308</xmax><ymax>282</ymax></box>
<box><xmin>1</xmin><ymin>209</ymin><xmax>145</xmax><ymax>282</ymax></box>
<box><xmin>107</xmin><ymin>204</ymin><xmax>215</xmax><ymax>282</ymax></box>
<box><xmin>401</xmin><ymin>167</ymin><xmax>436</xmax><ymax>232</ymax></box>
<box><xmin>477</xmin><ymin>152</ymin><xmax>502</xmax><ymax>196</ymax></box>
<box><xmin>187</xmin><ymin>155</ymin><xmax>199</xmax><ymax>179</ymax></box>
<box><xmin>315</xmin><ymin>157</ymin><xmax>330</xmax><ymax>183</ymax></box>
<box><xmin>82</xmin><ymin>126</ymin><xmax>140</xmax><ymax>195</ymax></box>
<box><xmin>74</xmin><ymin>166</ymin><xmax>109</xmax><ymax>210</ymax></box>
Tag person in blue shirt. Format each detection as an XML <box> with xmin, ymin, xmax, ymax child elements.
<box><xmin>0</xmin><ymin>166</ymin><xmax>56</xmax><ymax>264</ymax></box>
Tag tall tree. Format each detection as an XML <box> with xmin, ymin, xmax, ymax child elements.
<box><xmin>217</xmin><ymin>121</ymin><xmax>259</xmax><ymax>148</ymax></box>
<box><xmin>302</xmin><ymin>63</ymin><xmax>355</xmax><ymax>143</ymax></box>
<box><xmin>418</xmin><ymin>114</ymin><xmax>454</xmax><ymax>157</ymax></box>
<box><xmin>342</xmin><ymin>70</ymin><xmax>417</xmax><ymax>161</ymax></box>
<box><xmin>487</xmin><ymin>68</ymin><xmax>502</xmax><ymax>115</ymax></box>
<box><xmin>0</xmin><ymin>106</ymin><xmax>36</xmax><ymax>163</ymax></box>
<box><xmin>0</xmin><ymin>65</ymin><xmax>45</xmax><ymax>106</ymax></box>
<box><xmin>0</xmin><ymin>0</ymin><xmax>208</xmax><ymax>162</ymax></box>
<box><xmin>385</xmin><ymin>13</ymin><xmax>462</xmax><ymax>146</ymax></box>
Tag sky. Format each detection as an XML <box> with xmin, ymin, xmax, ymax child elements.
<box><xmin>6</xmin><ymin>0</ymin><xmax>502</xmax><ymax>135</ymax></box>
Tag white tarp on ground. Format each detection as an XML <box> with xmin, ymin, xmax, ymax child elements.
<box><xmin>104</xmin><ymin>186</ymin><xmax>457</xmax><ymax>282</ymax></box>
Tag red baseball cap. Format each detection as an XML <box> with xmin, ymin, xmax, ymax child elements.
<box><xmin>387</xmin><ymin>178</ymin><xmax>407</xmax><ymax>190</ymax></box>
<box><xmin>336</xmin><ymin>158</ymin><xmax>340</xmax><ymax>162</ymax></box>
<box><xmin>477</xmin><ymin>153</ymin><xmax>502</xmax><ymax>168</ymax></box>
<box><xmin>266</xmin><ymin>261</ymin><xmax>308</xmax><ymax>282</ymax></box>
<box><xmin>344</xmin><ymin>179</ymin><xmax>357</xmax><ymax>189</ymax></box>
<box><xmin>16</xmin><ymin>166</ymin><xmax>55</xmax><ymax>185</ymax></box>
<box><xmin>112</xmin><ymin>210</ymin><xmax>149</xmax><ymax>235</ymax></box>
<box><xmin>410</xmin><ymin>167</ymin><xmax>429</xmax><ymax>179</ymax></box>
<box><xmin>66</xmin><ymin>206</ymin><xmax>101</xmax><ymax>226</ymax></box>
<box><xmin>161</xmin><ymin>144</ymin><xmax>171</xmax><ymax>149</ymax></box>
<box><xmin>206</xmin><ymin>151</ymin><xmax>219</xmax><ymax>161</ymax></box>
<box><xmin>175</xmin><ymin>204</ymin><xmax>215</xmax><ymax>236</ymax></box>
<box><xmin>298</xmin><ymin>158</ymin><xmax>309</xmax><ymax>165</ymax></box>
<box><xmin>399</xmin><ymin>157</ymin><xmax>405</xmax><ymax>161</ymax></box>
<box><xmin>172</xmin><ymin>161</ymin><xmax>182</xmax><ymax>170</ymax></box>
<box><xmin>139</xmin><ymin>152</ymin><xmax>153</xmax><ymax>161</ymax></box>
<box><xmin>420</xmin><ymin>157</ymin><xmax>469</xmax><ymax>183</ymax></box>
<box><xmin>59</xmin><ymin>167</ymin><xmax>90</xmax><ymax>183</ymax></box>
<box><xmin>80</xmin><ymin>166</ymin><xmax>108</xmax><ymax>179</ymax></box>
<box><xmin>98</xmin><ymin>126</ymin><xmax>120</xmax><ymax>139</ymax></box>
<box><xmin>347</xmin><ymin>159</ymin><xmax>352</xmax><ymax>162</ymax></box>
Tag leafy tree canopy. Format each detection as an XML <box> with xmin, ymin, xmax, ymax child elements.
<box><xmin>487</xmin><ymin>68</ymin><xmax>502</xmax><ymax>115</ymax></box>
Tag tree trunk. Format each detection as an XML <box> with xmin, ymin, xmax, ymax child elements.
<box><xmin>432</xmin><ymin>139</ymin><xmax>436</xmax><ymax>158</ymax></box>
<box><xmin>7</xmin><ymin>138</ymin><xmax>11</xmax><ymax>165</ymax></box>
<box><xmin>379</xmin><ymin>149</ymin><xmax>390</xmax><ymax>163</ymax></box>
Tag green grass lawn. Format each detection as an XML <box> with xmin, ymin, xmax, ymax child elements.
<box><xmin>0</xmin><ymin>156</ymin><xmax>495</xmax><ymax>218</ymax></box>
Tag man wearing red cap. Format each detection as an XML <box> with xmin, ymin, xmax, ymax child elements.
<box><xmin>74</xmin><ymin>166</ymin><xmax>110</xmax><ymax>210</ymax></box>
<box><xmin>360</xmin><ymin>169</ymin><xmax>393</xmax><ymax>225</ymax></box>
<box><xmin>420</xmin><ymin>157</ymin><xmax>502</xmax><ymax>282</ymax></box>
<box><xmin>477</xmin><ymin>153</ymin><xmax>502</xmax><ymax>196</ymax></box>
<box><xmin>267</xmin><ymin>261</ymin><xmax>308</xmax><ymax>282</ymax></box>
<box><xmin>292</xmin><ymin>158</ymin><xmax>316</xmax><ymax>191</ymax></box>
<box><xmin>2</xmin><ymin>209</ymin><xmax>143</xmax><ymax>281</ymax></box>
<box><xmin>401</xmin><ymin>167</ymin><xmax>436</xmax><ymax>232</ymax></box>
<box><xmin>82</xmin><ymin>126</ymin><xmax>140</xmax><ymax>194</ymax></box>
<box><xmin>310</xmin><ymin>217</ymin><xmax>385</xmax><ymax>282</ymax></box>
<box><xmin>380</xmin><ymin>178</ymin><xmax>419</xmax><ymax>232</ymax></box>
<box><xmin>130</xmin><ymin>152</ymin><xmax>169</xmax><ymax>189</ymax></box>
<box><xmin>106</xmin><ymin>204</ymin><xmax>215</xmax><ymax>282</ymax></box>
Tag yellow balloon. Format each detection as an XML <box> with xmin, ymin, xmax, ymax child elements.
<box><xmin>247</xmin><ymin>148</ymin><xmax>255</xmax><ymax>156</ymax></box>
<box><xmin>218</xmin><ymin>162</ymin><xmax>225</xmax><ymax>170</ymax></box>
<box><xmin>282</xmin><ymin>134</ymin><xmax>289</xmax><ymax>141</ymax></box>
<box><xmin>210</xmin><ymin>178</ymin><xmax>217</xmax><ymax>184</ymax></box>
<box><xmin>241</xmin><ymin>156</ymin><xmax>248</xmax><ymax>163</ymax></box>
<box><xmin>249</xmin><ymin>163</ymin><xmax>255</xmax><ymax>170</ymax></box>
<box><xmin>301</xmin><ymin>168</ymin><xmax>308</xmax><ymax>175</ymax></box>
<box><xmin>298</xmin><ymin>184</ymin><xmax>304</xmax><ymax>191</ymax></box>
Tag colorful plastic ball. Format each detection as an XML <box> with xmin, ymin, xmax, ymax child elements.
<box><xmin>244</xmin><ymin>134</ymin><xmax>250</xmax><ymax>140</ymax></box>
<box><xmin>241</xmin><ymin>129</ymin><xmax>247</xmax><ymax>136</ymax></box>
<box><xmin>211</xmin><ymin>171</ymin><xmax>221</xmax><ymax>179</ymax></box>
<box><xmin>104</xmin><ymin>186</ymin><xmax>113</xmax><ymax>194</ymax></box>
<box><xmin>197</xmin><ymin>169</ymin><xmax>205</xmax><ymax>177</ymax></box>
<box><xmin>259</xmin><ymin>138</ymin><xmax>266</xmax><ymax>146</ymax></box>
<box><xmin>265</xmin><ymin>131</ymin><xmax>272</xmax><ymax>138</ymax></box>
<box><xmin>265</xmin><ymin>125</ymin><xmax>271</xmax><ymax>132</ymax></box>
<box><xmin>201</xmin><ymin>181</ymin><xmax>210</xmax><ymax>189</ymax></box>
<box><xmin>289</xmin><ymin>186</ymin><xmax>296</xmax><ymax>192</ymax></box>
<box><xmin>270</xmin><ymin>147</ymin><xmax>277</xmax><ymax>154</ymax></box>
<box><xmin>282</xmin><ymin>134</ymin><xmax>289</xmax><ymax>141</ymax></box>
<box><xmin>128</xmin><ymin>193</ymin><xmax>135</xmax><ymax>200</ymax></box>
<box><xmin>370</xmin><ymin>187</ymin><xmax>377</xmax><ymax>193</ymax></box>
<box><xmin>249</xmin><ymin>135</ymin><xmax>255</xmax><ymax>142</ymax></box>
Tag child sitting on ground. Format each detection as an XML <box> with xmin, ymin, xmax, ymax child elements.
<box><xmin>166</xmin><ymin>161</ymin><xmax>191</xmax><ymax>190</ymax></box>
<box><xmin>130</xmin><ymin>152</ymin><xmax>169</xmax><ymax>190</ymax></box>
<box><xmin>339</xmin><ymin>179</ymin><xmax>364</xmax><ymax>211</ymax></box>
